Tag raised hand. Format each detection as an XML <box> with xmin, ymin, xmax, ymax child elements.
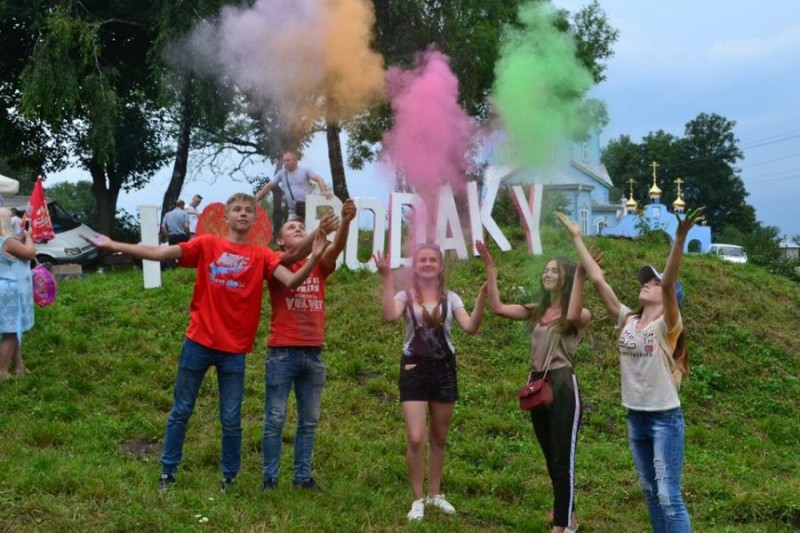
<box><xmin>676</xmin><ymin>207</ymin><xmax>705</xmax><ymax>238</ymax></box>
<box><xmin>319</xmin><ymin>213</ymin><xmax>341</xmax><ymax>234</ymax></box>
<box><xmin>475</xmin><ymin>241</ymin><xmax>495</xmax><ymax>271</ymax></box>
<box><xmin>554</xmin><ymin>212</ymin><xmax>580</xmax><ymax>238</ymax></box>
<box><xmin>341</xmin><ymin>199</ymin><xmax>357</xmax><ymax>224</ymax></box>
<box><xmin>372</xmin><ymin>251</ymin><xmax>391</xmax><ymax>276</ymax></box>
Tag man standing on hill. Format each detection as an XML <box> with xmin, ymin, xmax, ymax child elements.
<box><xmin>255</xmin><ymin>150</ymin><xmax>333</xmax><ymax>221</ymax></box>
<box><xmin>85</xmin><ymin>193</ymin><xmax>340</xmax><ymax>492</ymax></box>
<box><xmin>261</xmin><ymin>199</ymin><xmax>356</xmax><ymax>492</ymax></box>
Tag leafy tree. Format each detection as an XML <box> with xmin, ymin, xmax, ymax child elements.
<box><xmin>14</xmin><ymin>1</ymin><xmax>168</xmax><ymax>235</ymax></box>
<box><xmin>47</xmin><ymin>179</ymin><xmax>141</xmax><ymax>242</ymax></box>
<box><xmin>0</xmin><ymin>1</ymin><xmax>69</xmax><ymax>178</ymax></box>
<box><xmin>602</xmin><ymin>112</ymin><xmax>756</xmax><ymax>236</ymax></box>
<box><xmin>46</xmin><ymin>180</ymin><xmax>98</xmax><ymax>227</ymax></box>
<box><xmin>151</xmin><ymin>0</ymin><xmax>253</xmax><ymax>217</ymax></box>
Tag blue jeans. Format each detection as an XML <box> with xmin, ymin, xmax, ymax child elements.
<box><xmin>262</xmin><ymin>347</ymin><xmax>326</xmax><ymax>483</ymax></box>
<box><xmin>627</xmin><ymin>408</ymin><xmax>692</xmax><ymax>533</ymax></box>
<box><xmin>160</xmin><ymin>338</ymin><xmax>246</xmax><ymax>479</ymax></box>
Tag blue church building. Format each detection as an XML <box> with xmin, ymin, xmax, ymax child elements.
<box><xmin>483</xmin><ymin>128</ymin><xmax>620</xmax><ymax>235</ymax></box>
<box><xmin>483</xmin><ymin>130</ymin><xmax>711</xmax><ymax>252</ymax></box>
<box><xmin>600</xmin><ymin>164</ymin><xmax>711</xmax><ymax>253</ymax></box>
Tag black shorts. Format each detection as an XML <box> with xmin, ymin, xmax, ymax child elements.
<box><xmin>398</xmin><ymin>358</ymin><xmax>458</xmax><ymax>403</ymax></box>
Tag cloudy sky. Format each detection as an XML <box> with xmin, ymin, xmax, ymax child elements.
<box><xmin>559</xmin><ymin>0</ymin><xmax>800</xmax><ymax>238</ymax></box>
<box><xmin>53</xmin><ymin>0</ymin><xmax>800</xmax><ymax>238</ymax></box>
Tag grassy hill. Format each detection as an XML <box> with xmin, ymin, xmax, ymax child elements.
<box><xmin>1</xmin><ymin>225</ymin><xmax>798</xmax><ymax>532</ymax></box>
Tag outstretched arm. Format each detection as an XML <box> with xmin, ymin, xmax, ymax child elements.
<box><xmin>374</xmin><ymin>251</ymin><xmax>404</xmax><ymax>322</ymax></box>
<box><xmin>661</xmin><ymin>207</ymin><xmax>704</xmax><ymax>330</ymax></box>
<box><xmin>83</xmin><ymin>233</ymin><xmax>183</xmax><ymax>262</ymax></box>
<box><xmin>476</xmin><ymin>241</ymin><xmax>533</xmax><ymax>320</ymax></box>
<box><xmin>321</xmin><ymin>199</ymin><xmax>356</xmax><ymax>270</ymax></box>
<box><xmin>555</xmin><ymin>212</ymin><xmax>622</xmax><ymax>319</ymax></box>
<box><xmin>272</xmin><ymin>229</ymin><xmax>328</xmax><ymax>289</ymax></box>
<box><xmin>255</xmin><ymin>180</ymin><xmax>276</xmax><ymax>203</ymax></box>
<box><xmin>453</xmin><ymin>283</ymin><xmax>488</xmax><ymax>335</ymax></box>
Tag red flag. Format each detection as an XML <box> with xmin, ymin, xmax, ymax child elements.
<box><xmin>27</xmin><ymin>176</ymin><xmax>55</xmax><ymax>243</ymax></box>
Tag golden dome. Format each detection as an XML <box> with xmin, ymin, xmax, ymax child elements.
<box><xmin>649</xmin><ymin>183</ymin><xmax>662</xmax><ymax>197</ymax></box>
<box><xmin>672</xmin><ymin>196</ymin><xmax>686</xmax><ymax>209</ymax></box>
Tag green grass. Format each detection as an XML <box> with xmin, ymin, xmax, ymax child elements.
<box><xmin>1</xmin><ymin>226</ymin><xmax>799</xmax><ymax>532</ymax></box>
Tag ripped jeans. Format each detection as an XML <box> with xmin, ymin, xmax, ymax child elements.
<box><xmin>627</xmin><ymin>408</ymin><xmax>691</xmax><ymax>533</ymax></box>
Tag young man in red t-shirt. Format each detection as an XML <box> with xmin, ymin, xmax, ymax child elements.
<box><xmin>85</xmin><ymin>193</ymin><xmax>336</xmax><ymax>491</ymax></box>
<box><xmin>261</xmin><ymin>199</ymin><xmax>356</xmax><ymax>491</ymax></box>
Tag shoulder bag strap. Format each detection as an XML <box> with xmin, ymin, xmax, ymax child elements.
<box><xmin>282</xmin><ymin>170</ymin><xmax>296</xmax><ymax>201</ymax></box>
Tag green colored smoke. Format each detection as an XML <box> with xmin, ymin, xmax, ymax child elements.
<box><xmin>493</xmin><ymin>1</ymin><xmax>595</xmax><ymax>170</ymax></box>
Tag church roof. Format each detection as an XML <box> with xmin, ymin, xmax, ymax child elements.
<box><xmin>570</xmin><ymin>160</ymin><xmax>614</xmax><ymax>189</ymax></box>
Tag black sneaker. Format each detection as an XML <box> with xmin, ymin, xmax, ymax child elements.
<box><xmin>293</xmin><ymin>477</ymin><xmax>324</xmax><ymax>493</ymax></box>
<box><xmin>262</xmin><ymin>477</ymin><xmax>278</xmax><ymax>491</ymax></box>
<box><xmin>220</xmin><ymin>476</ymin><xmax>237</xmax><ymax>493</ymax></box>
<box><xmin>158</xmin><ymin>473</ymin><xmax>176</xmax><ymax>491</ymax></box>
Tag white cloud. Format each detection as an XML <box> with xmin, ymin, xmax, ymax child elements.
<box><xmin>708</xmin><ymin>26</ymin><xmax>800</xmax><ymax>61</ymax></box>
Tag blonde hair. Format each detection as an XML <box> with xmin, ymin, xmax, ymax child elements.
<box><xmin>225</xmin><ymin>193</ymin><xmax>257</xmax><ymax>213</ymax></box>
<box><xmin>0</xmin><ymin>208</ymin><xmax>14</xmax><ymax>238</ymax></box>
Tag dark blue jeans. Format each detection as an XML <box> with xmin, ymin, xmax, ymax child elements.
<box><xmin>160</xmin><ymin>338</ymin><xmax>245</xmax><ymax>479</ymax></box>
<box><xmin>262</xmin><ymin>347</ymin><xmax>326</xmax><ymax>483</ymax></box>
<box><xmin>627</xmin><ymin>408</ymin><xmax>691</xmax><ymax>533</ymax></box>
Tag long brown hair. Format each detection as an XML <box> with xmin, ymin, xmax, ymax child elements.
<box><xmin>526</xmin><ymin>257</ymin><xmax>578</xmax><ymax>335</ymax></box>
<box><xmin>411</xmin><ymin>243</ymin><xmax>447</xmax><ymax>326</ymax></box>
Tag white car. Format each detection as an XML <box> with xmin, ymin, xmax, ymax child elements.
<box><xmin>2</xmin><ymin>195</ymin><xmax>99</xmax><ymax>266</ymax></box>
<box><xmin>708</xmin><ymin>243</ymin><xmax>747</xmax><ymax>264</ymax></box>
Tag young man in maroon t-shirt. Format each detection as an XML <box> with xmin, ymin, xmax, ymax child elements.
<box><xmin>261</xmin><ymin>199</ymin><xmax>356</xmax><ymax>491</ymax></box>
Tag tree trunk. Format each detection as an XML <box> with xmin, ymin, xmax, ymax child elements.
<box><xmin>161</xmin><ymin>76</ymin><xmax>194</xmax><ymax>219</ymax></box>
<box><xmin>271</xmin><ymin>158</ymin><xmax>286</xmax><ymax>239</ymax></box>
<box><xmin>326</xmin><ymin>121</ymin><xmax>349</xmax><ymax>200</ymax></box>
<box><xmin>88</xmin><ymin>162</ymin><xmax>118</xmax><ymax>236</ymax></box>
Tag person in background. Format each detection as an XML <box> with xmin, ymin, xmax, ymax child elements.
<box><xmin>9</xmin><ymin>208</ymin><xmax>22</xmax><ymax>236</ymax></box>
<box><xmin>84</xmin><ymin>193</ymin><xmax>339</xmax><ymax>492</ymax></box>
<box><xmin>255</xmin><ymin>150</ymin><xmax>333</xmax><ymax>221</ymax></box>
<box><xmin>559</xmin><ymin>209</ymin><xmax>702</xmax><ymax>533</ymax></box>
<box><xmin>184</xmin><ymin>194</ymin><xmax>204</xmax><ymax>238</ymax></box>
<box><xmin>374</xmin><ymin>244</ymin><xmax>487</xmax><ymax>522</ymax></box>
<box><xmin>0</xmin><ymin>208</ymin><xmax>35</xmax><ymax>379</ymax></box>
<box><xmin>162</xmin><ymin>200</ymin><xmax>190</xmax><ymax>245</ymax></box>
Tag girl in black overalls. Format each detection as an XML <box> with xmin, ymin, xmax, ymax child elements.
<box><xmin>375</xmin><ymin>244</ymin><xmax>487</xmax><ymax>522</ymax></box>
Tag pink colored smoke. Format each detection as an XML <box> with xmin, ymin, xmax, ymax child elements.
<box><xmin>382</xmin><ymin>50</ymin><xmax>476</xmax><ymax>210</ymax></box>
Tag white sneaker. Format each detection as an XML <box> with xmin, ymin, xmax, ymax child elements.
<box><xmin>426</xmin><ymin>493</ymin><xmax>456</xmax><ymax>514</ymax></box>
<box><xmin>407</xmin><ymin>498</ymin><xmax>424</xmax><ymax>521</ymax></box>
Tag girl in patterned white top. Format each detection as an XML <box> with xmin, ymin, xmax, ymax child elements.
<box><xmin>558</xmin><ymin>208</ymin><xmax>703</xmax><ymax>533</ymax></box>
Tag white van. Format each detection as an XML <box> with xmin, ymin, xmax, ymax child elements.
<box><xmin>708</xmin><ymin>243</ymin><xmax>748</xmax><ymax>264</ymax></box>
<box><xmin>2</xmin><ymin>195</ymin><xmax>99</xmax><ymax>266</ymax></box>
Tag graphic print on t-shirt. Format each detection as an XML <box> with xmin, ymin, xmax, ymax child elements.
<box><xmin>618</xmin><ymin>323</ymin><xmax>656</xmax><ymax>358</ymax></box>
<box><xmin>208</xmin><ymin>252</ymin><xmax>251</xmax><ymax>290</ymax></box>
<box><xmin>285</xmin><ymin>276</ymin><xmax>323</xmax><ymax>312</ymax></box>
